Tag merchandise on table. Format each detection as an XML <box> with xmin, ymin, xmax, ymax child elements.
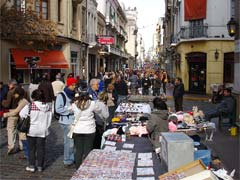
<box><xmin>116</xmin><ymin>103</ymin><xmax>151</xmax><ymax>114</ymax></box>
<box><xmin>137</xmin><ymin>167</ymin><xmax>155</xmax><ymax>176</ymax></box>
<box><xmin>71</xmin><ymin>150</ymin><xmax>136</xmax><ymax>180</ymax></box>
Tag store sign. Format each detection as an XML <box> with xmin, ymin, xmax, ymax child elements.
<box><xmin>98</xmin><ymin>36</ymin><xmax>115</xmax><ymax>45</ymax></box>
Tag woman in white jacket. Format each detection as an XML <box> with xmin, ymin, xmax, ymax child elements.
<box><xmin>71</xmin><ymin>92</ymin><xmax>105</xmax><ymax>169</ymax></box>
<box><xmin>19</xmin><ymin>89</ymin><xmax>52</xmax><ymax>172</ymax></box>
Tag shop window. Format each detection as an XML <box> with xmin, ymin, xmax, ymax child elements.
<box><xmin>71</xmin><ymin>51</ymin><xmax>78</xmax><ymax>77</ymax></box>
<box><xmin>36</xmin><ymin>0</ymin><xmax>48</xmax><ymax>20</ymax></box>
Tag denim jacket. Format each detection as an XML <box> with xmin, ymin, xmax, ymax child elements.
<box><xmin>55</xmin><ymin>91</ymin><xmax>74</xmax><ymax>125</ymax></box>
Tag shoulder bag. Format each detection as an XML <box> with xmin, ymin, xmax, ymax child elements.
<box><xmin>17</xmin><ymin>103</ymin><xmax>32</xmax><ymax>133</ymax></box>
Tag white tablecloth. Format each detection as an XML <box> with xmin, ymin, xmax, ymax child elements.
<box><xmin>116</xmin><ymin>103</ymin><xmax>151</xmax><ymax>114</ymax></box>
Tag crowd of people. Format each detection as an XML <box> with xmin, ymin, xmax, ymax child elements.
<box><xmin>0</xmin><ymin>68</ymin><xmax>235</xmax><ymax>173</ymax></box>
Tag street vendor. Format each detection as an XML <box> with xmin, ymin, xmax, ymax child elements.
<box><xmin>205</xmin><ymin>87</ymin><xmax>235</xmax><ymax>122</ymax></box>
<box><xmin>146</xmin><ymin>97</ymin><xmax>169</xmax><ymax>150</ymax></box>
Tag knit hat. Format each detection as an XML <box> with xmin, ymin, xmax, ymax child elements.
<box><xmin>66</xmin><ymin>77</ymin><xmax>77</xmax><ymax>87</ymax></box>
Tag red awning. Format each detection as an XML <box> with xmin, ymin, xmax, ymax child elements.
<box><xmin>184</xmin><ymin>0</ymin><xmax>207</xmax><ymax>21</ymax></box>
<box><xmin>11</xmin><ymin>48</ymin><xmax>69</xmax><ymax>69</ymax></box>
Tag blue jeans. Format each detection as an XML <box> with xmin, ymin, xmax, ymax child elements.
<box><xmin>205</xmin><ymin>109</ymin><xmax>220</xmax><ymax>122</ymax></box>
<box><xmin>60</xmin><ymin>124</ymin><xmax>74</xmax><ymax>165</ymax></box>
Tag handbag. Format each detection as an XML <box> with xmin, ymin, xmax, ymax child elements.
<box><xmin>17</xmin><ymin>103</ymin><xmax>32</xmax><ymax>133</ymax></box>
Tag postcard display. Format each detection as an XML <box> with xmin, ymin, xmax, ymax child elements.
<box><xmin>71</xmin><ymin>149</ymin><xmax>136</xmax><ymax>180</ymax></box>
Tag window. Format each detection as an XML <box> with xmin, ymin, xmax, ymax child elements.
<box><xmin>58</xmin><ymin>0</ymin><xmax>62</xmax><ymax>22</ymax></box>
<box><xmin>15</xmin><ymin>0</ymin><xmax>25</xmax><ymax>12</ymax></box>
<box><xmin>189</xmin><ymin>19</ymin><xmax>206</xmax><ymax>38</ymax></box>
<box><xmin>36</xmin><ymin>0</ymin><xmax>48</xmax><ymax>20</ymax></box>
<box><xmin>71</xmin><ymin>51</ymin><xmax>78</xmax><ymax>77</ymax></box>
<box><xmin>72</xmin><ymin>5</ymin><xmax>77</xmax><ymax>29</ymax></box>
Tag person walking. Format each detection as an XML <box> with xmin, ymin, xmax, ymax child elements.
<box><xmin>55</xmin><ymin>78</ymin><xmax>77</xmax><ymax>167</ymax></box>
<box><xmin>114</xmin><ymin>76</ymin><xmax>128</xmax><ymax>105</ymax></box>
<box><xmin>173</xmin><ymin>77</ymin><xmax>185</xmax><ymax>112</ymax></box>
<box><xmin>106</xmin><ymin>84</ymin><xmax>118</xmax><ymax>124</ymax></box>
<box><xmin>70</xmin><ymin>92</ymin><xmax>103</xmax><ymax>169</ymax></box>
<box><xmin>152</xmin><ymin>74</ymin><xmax>162</xmax><ymax>96</ymax></box>
<box><xmin>87</xmin><ymin>78</ymin><xmax>99</xmax><ymax>101</ymax></box>
<box><xmin>52</xmin><ymin>74</ymin><xmax>65</xmax><ymax>98</ymax></box>
<box><xmin>3</xmin><ymin>87</ymin><xmax>29</xmax><ymax>155</ymax></box>
<box><xmin>141</xmin><ymin>73</ymin><xmax>151</xmax><ymax>95</ymax></box>
<box><xmin>162</xmin><ymin>71</ymin><xmax>168</xmax><ymax>94</ymax></box>
<box><xmin>19</xmin><ymin>89</ymin><xmax>52</xmax><ymax>172</ymax></box>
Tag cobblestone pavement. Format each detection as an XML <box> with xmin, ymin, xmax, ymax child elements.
<box><xmin>0</xmin><ymin>98</ymin><xmax>239</xmax><ymax>179</ymax></box>
<box><xmin>0</xmin><ymin>120</ymin><xmax>75</xmax><ymax>180</ymax></box>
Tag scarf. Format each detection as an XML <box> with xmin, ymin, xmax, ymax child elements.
<box><xmin>64</xmin><ymin>87</ymin><xmax>75</xmax><ymax>100</ymax></box>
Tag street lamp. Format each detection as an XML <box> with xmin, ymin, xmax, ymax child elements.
<box><xmin>227</xmin><ymin>17</ymin><xmax>237</xmax><ymax>37</ymax></box>
<box><xmin>214</xmin><ymin>49</ymin><xmax>219</xmax><ymax>60</ymax></box>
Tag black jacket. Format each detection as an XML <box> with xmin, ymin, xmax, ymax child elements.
<box><xmin>151</xmin><ymin>78</ymin><xmax>162</xmax><ymax>89</ymax></box>
<box><xmin>173</xmin><ymin>83</ymin><xmax>184</xmax><ymax>98</ymax></box>
<box><xmin>114</xmin><ymin>80</ymin><xmax>128</xmax><ymax>96</ymax></box>
<box><xmin>217</xmin><ymin>96</ymin><xmax>235</xmax><ymax>114</ymax></box>
<box><xmin>142</xmin><ymin>78</ymin><xmax>151</xmax><ymax>89</ymax></box>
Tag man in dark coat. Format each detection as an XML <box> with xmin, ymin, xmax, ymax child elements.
<box><xmin>141</xmin><ymin>74</ymin><xmax>151</xmax><ymax>95</ymax></box>
<box><xmin>173</xmin><ymin>77</ymin><xmax>184</xmax><ymax>112</ymax></box>
<box><xmin>205</xmin><ymin>88</ymin><xmax>235</xmax><ymax>121</ymax></box>
<box><xmin>114</xmin><ymin>76</ymin><xmax>128</xmax><ymax>105</ymax></box>
<box><xmin>151</xmin><ymin>74</ymin><xmax>162</xmax><ymax>96</ymax></box>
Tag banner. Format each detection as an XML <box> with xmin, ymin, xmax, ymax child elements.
<box><xmin>184</xmin><ymin>0</ymin><xmax>207</xmax><ymax>21</ymax></box>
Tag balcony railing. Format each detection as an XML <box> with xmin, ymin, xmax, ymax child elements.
<box><xmin>179</xmin><ymin>25</ymin><xmax>208</xmax><ymax>39</ymax></box>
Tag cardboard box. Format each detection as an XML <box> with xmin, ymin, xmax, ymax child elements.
<box><xmin>181</xmin><ymin>170</ymin><xmax>218</xmax><ymax>180</ymax></box>
<box><xmin>159</xmin><ymin>160</ymin><xmax>207</xmax><ymax>180</ymax></box>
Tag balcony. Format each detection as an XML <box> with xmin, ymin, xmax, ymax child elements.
<box><xmin>179</xmin><ymin>25</ymin><xmax>208</xmax><ymax>39</ymax></box>
<box><xmin>108</xmin><ymin>45</ymin><xmax>129</xmax><ymax>59</ymax></box>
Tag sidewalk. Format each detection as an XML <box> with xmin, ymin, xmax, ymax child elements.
<box><xmin>166</xmin><ymin>86</ymin><xmax>211</xmax><ymax>102</ymax></box>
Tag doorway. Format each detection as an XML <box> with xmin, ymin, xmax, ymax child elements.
<box><xmin>187</xmin><ymin>52</ymin><xmax>206</xmax><ymax>94</ymax></box>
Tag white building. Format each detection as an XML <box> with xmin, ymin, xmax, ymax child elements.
<box><xmin>125</xmin><ymin>7</ymin><xmax>138</xmax><ymax>69</ymax></box>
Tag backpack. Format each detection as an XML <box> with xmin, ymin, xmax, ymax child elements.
<box><xmin>54</xmin><ymin>92</ymin><xmax>66</xmax><ymax>120</ymax></box>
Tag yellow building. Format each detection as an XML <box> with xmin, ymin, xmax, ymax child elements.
<box><xmin>175</xmin><ymin>40</ymin><xmax>234</xmax><ymax>94</ymax></box>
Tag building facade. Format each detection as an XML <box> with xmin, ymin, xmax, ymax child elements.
<box><xmin>0</xmin><ymin>0</ymin><xmax>90</xmax><ymax>83</ymax></box>
<box><xmin>97</xmin><ymin>0</ymin><xmax>128</xmax><ymax>72</ymax></box>
<box><xmin>125</xmin><ymin>7</ymin><xmax>138</xmax><ymax>69</ymax></box>
<box><xmin>163</xmin><ymin>0</ymin><xmax>235</xmax><ymax>94</ymax></box>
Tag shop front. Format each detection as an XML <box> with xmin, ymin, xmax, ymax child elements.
<box><xmin>10</xmin><ymin>48</ymin><xmax>69</xmax><ymax>83</ymax></box>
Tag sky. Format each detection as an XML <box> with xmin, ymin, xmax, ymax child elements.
<box><xmin>121</xmin><ymin>0</ymin><xmax>165</xmax><ymax>51</ymax></box>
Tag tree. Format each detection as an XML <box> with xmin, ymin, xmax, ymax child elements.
<box><xmin>0</xmin><ymin>1</ymin><xmax>59</xmax><ymax>49</ymax></box>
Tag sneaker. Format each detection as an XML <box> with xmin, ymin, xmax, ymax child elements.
<box><xmin>26</xmin><ymin>166</ymin><xmax>35</xmax><ymax>172</ymax></box>
<box><xmin>37</xmin><ymin>167</ymin><xmax>43</xmax><ymax>172</ymax></box>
